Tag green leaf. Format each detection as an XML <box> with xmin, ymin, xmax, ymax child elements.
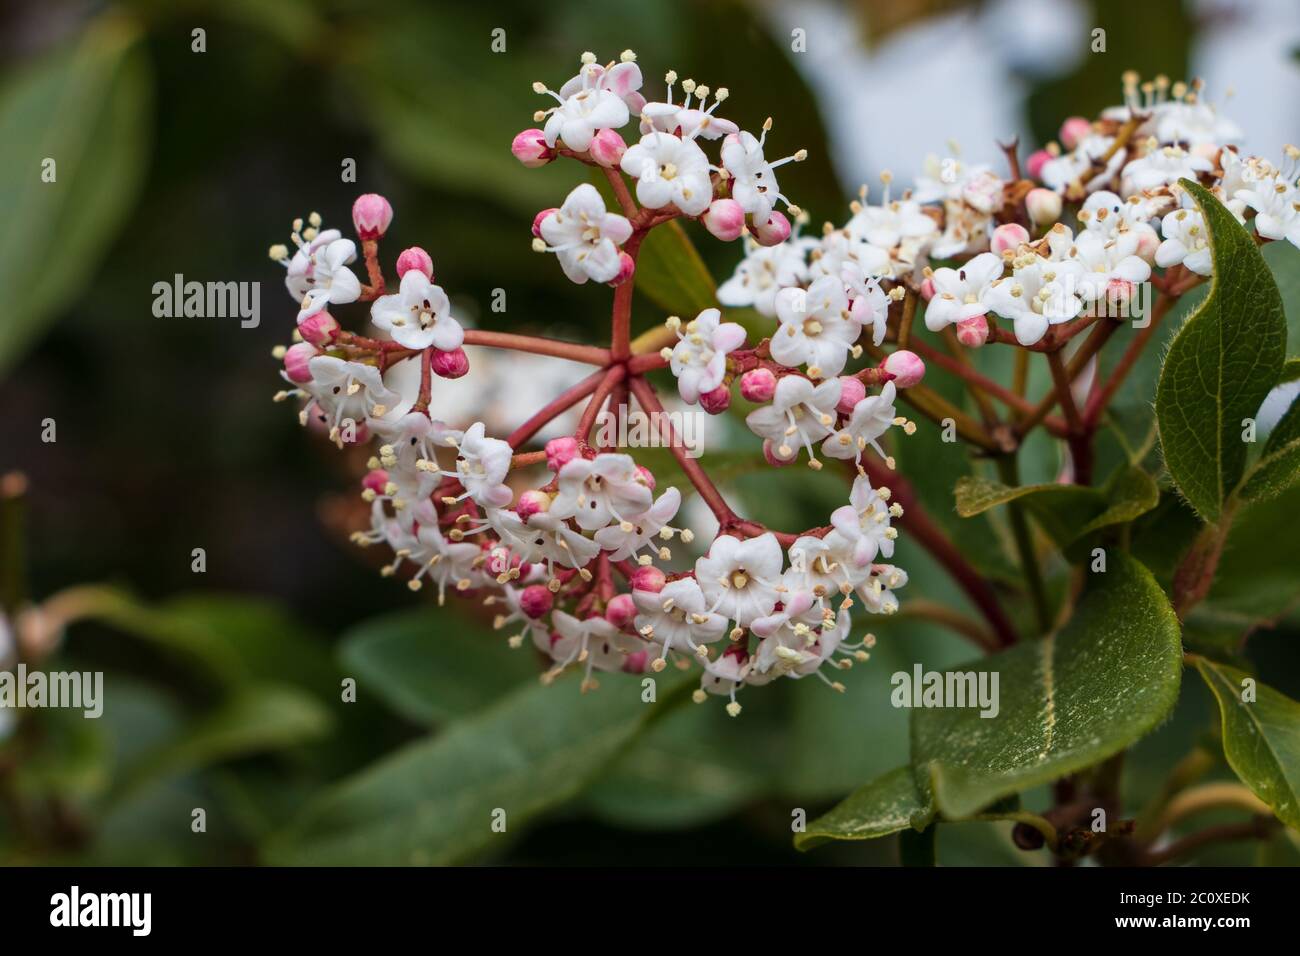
<box><xmin>1238</xmin><ymin>392</ymin><xmax>1300</xmax><ymax>504</ymax></box>
<box><xmin>1281</xmin><ymin>359</ymin><xmax>1300</xmax><ymax>384</ymax></box>
<box><xmin>794</xmin><ymin>766</ymin><xmax>934</xmax><ymax>850</ymax></box>
<box><xmin>1194</xmin><ymin>658</ymin><xmax>1300</xmax><ymax>829</ymax></box>
<box><xmin>1155</xmin><ymin>180</ymin><xmax>1287</xmax><ymax>522</ymax></box>
<box><xmin>265</xmin><ymin>671</ymin><xmax>691</xmax><ymax>865</ymax></box>
<box><xmin>912</xmin><ymin>553</ymin><xmax>1182</xmax><ymax>819</ymax></box>
<box><xmin>113</xmin><ymin>685</ymin><xmax>332</xmax><ymax>802</ymax></box>
<box><xmin>0</xmin><ymin>15</ymin><xmax>151</xmax><ymax>373</ymax></box>
<box><xmin>633</xmin><ymin>219</ymin><xmax>719</xmax><ymax>318</ymax></box>
<box><xmin>338</xmin><ymin>608</ymin><xmax>534</xmax><ymax>726</ymax></box>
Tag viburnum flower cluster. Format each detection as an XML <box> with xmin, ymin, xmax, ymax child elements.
<box><xmin>267</xmin><ymin>54</ymin><xmax>1294</xmax><ymax>715</ymax></box>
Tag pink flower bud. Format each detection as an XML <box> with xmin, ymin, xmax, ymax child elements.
<box><xmin>297</xmin><ymin>310</ymin><xmax>339</xmax><ymax>347</ymax></box>
<box><xmin>919</xmin><ymin>276</ymin><xmax>936</xmax><ymax>301</ymax></box>
<box><xmin>519</xmin><ymin>584</ymin><xmax>553</xmax><ymax>619</ymax></box>
<box><xmin>739</xmin><ymin>367</ymin><xmax>777</xmax><ymax>403</ymax></box>
<box><xmin>1026</xmin><ymin>149</ymin><xmax>1053</xmax><ymax>181</ymax></box>
<box><xmin>545</xmin><ymin>436</ymin><xmax>579</xmax><ymax>472</ymax></box>
<box><xmin>516</xmin><ymin>489</ymin><xmax>551</xmax><ymax>521</ymax></box>
<box><xmin>1133</xmin><ymin>226</ymin><xmax>1160</xmax><ymax>263</ymax></box>
<box><xmin>699</xmin><ymin>384</ymin><xmax>732</xmax><ymax>414</ymax></box>
<box><xmin>836</xmin><ymin>375</ymin><xmax>866</xmax><ymax>413</ymax></box>
<box><xmin>636</xmin><ymin>465</ymin><xmax>656</xmax><ymax>490</ymax></box>
<box><xmin>362</xmin><ymin>469</ymin><xmax>389</xmax><ymax>494</ymax></box>
<box><xmin>955</xmin><ymin>315</ymin><xmax>989</xmax><ymax>348</ymax></box>
<box><xmin>1058</xmin><ymin>117</ymin><xmax>1091</xmax><ymax>151</ymax></box>
<box><xmin>883</xmin><ymin>349</ymin><xmax>926</xmax><ymax>388</ymax></box>
<box><xmin>589</xmin><ymin>128</ymin><xmax>627</xmax><ymax>168</ymax></box>
<box><xmin>512</xmin><ymin>128</ymin><xmax>555</xmax><ymax>168</ymax></box>
<box><xmin>352</xmin><ymin>193</ymin><xmax>393</xmax><ymax>241</ymax></box>
<box><xmin>622</xmin><ymin>650</ymin><xmax>649</xmax><ymax>674</ymax></box>
<box><xmin>751</xmin><ymin>210</ymin><xmax>791</xmax><ymax>247</ymax></box>
<box><xmin>630</xmin><ymin>565</ymin><xmax>666</xmax><ymax>594</ymax></box>
<box><xmin>396</xmin><ymin>246</ymin><xmax>434</xmax><ymax>280</ymax></box>
<box><xmin>702</xmin><ymin>198</ymin><xmax>746</xmax><ymax>242</ymax></box>
<box><xmin>283</xmin><ymin>342</ymin><xmax>317</xmax><ymax>383</ymax></box>
<box><xmin>607</xmin><ymin>251</ymin><xmax>636</xmax><ymax>287</ymax></box>
<box><xmin>762</xmin><ymin>438</ymin><xmax>794</xmax><ymax>467</ymax></box>
<box><xmin>1026</xmin><ymin>187</ymin><xmax>1063</xmax><ymax>227</ymax></box>
<box><xmin>991</xmin><ymin>222</ymin><xmax>1030</xmax><ymax>255</ymax></box>
<box><xmin>431</xmin><ymin>346</ymin><xmax>470</xmax><ymax>379</ymax></box>
<box><xmin>532</xmin><ymin>208</ymin><xmax>558</xmax><ymax>239</ymax></box>
<box><xmin>1104</xmin><ymin>278</ymin><xmax>1136</xmax><ymax>314</ymax></box>
<box><xmin>605</xmin><ymin>593</ymin><xmax>636</xmax><ymax>628</ymax></box>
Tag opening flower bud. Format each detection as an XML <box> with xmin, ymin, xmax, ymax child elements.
<box><xmin>1025</xmin><ymin>187</ymin><xmax>1063</xmax><ymax>227</ymax></box>
<box><xmin>1058</xmin><ymin>117</ymin><xmax>1091</xmax><ymax>151</ymax></box>
<box><xmin>751</xmin><ymin>210</ymin><xmax>791</xmax><ymax>247</ymax></box>
<box><xmin>991</xmin><ymin>222</ymin><xmax>1030</xmax><ymax>255</ymax></box>
<box><xmin>589</xmin><ymin>128</ymin><xmax>627</xmax><ymax>168</ymax></box>
<box><xmin>544</xmin><ymin>436</ymin><xmax>579</xmax><ymax>472</ymax></box>
<box><xmin>1025</xmin><ymin>149</ymin><xmax>1053</xmax><ymax>181</ymax></box>
<box><xmin>283</xmin><ymin>341</ymin><xmax>318</xmax><ymax>384</ymax></box>
<box><xmin>431</xmin><ymin>347</ymin><xmax>470</xmax><ymax>379</ymax></box>
<box><xmin>630</xmin><ymin>565</ymin><xmax>666</xmax><ymax>594</ymax></box>
<box><xmin>511</xmin><ymin>128</ymin><xmax>555</xmax><ymax>168</ymax></box>
<box><xmin>531</xmin><ymin>207</ymin><xmax>558</xmax><ymax>239</ymax></box>
<box><xmin>955</xmin><ymin>314</ymin><xmax>990</xmax><ymax>348</ymax></box>
<box><xmin>352</xmin><ymin>193</ymin><xmax>393</xmax><ymax>240</ymax></box>
<box><xmin>699</xmin><ymin>384</ymin><xmax>732</xmax><ymax>414</ymax></box>
<box><xmin>297</xmin><ymin>310</ymin><xmax>340</xmax><ymax>347</ymax></box>
<box><xmin>636</xmin><ymin>465</ymin><xmax>657</xmax><ymax>490</ymax></box>
<box><xmin>519</xmin><ymin>584</ymin><xmax>554</xmax><ymax>619</ymax></box>
<box><xmin>739</xmin><ymin>367</ymin><xmax>777</xmax><ymax>403</ymax></box>
<box><xmin>516</xmin><ymin>489</ymin><xmax>551</xmax><ymax>521</ymax></box>
<box><xmin>396</xmin><ymin>246</ymin><xmax>434</xmax><ymax>280</ymax></box>
<box><xmin>607</xmin><ymin>251</ymin><xmax>636</xmax><ymax>287</ymax></box>
<box><xmin>605</xmin><ymin>594</ymin><xmax>636</xmax><ymax>628</ymax></box>
<box><xmin>882</xmin><ymin>349</ymin><xmax>926</xmax><ymax>388</ymax></box>
<box><xmin>701</xmin><ymin>198</ymin><xmax>746</xmax><ymax>242</ymax></box>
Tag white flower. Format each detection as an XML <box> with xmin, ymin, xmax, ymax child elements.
<box><xmin>282</xmin><ymin>228</ymin><xmax>361</xmax><ymax>317</ymax></box>
<box><xmin>551</xmin><ymin>453</ymin><xmax>653</xmax><ymax>532</ymax></box>
<box><xmin>855</xmin><ymin>564</ymin><xmax>908</xmax><ymax>615</ymax></box>
<box><xmin>633</xmin><ymin>577</ymin><xmax>728</xmax><ymax>670</ymax></box>
<box><xmin>557</xmin><ymin>56</ymin><xmax>645</xmax><ymax>116</ymax></box>
<box><xmin>828</xmin><ymin>477</ymin><xmax>897</xmax><ymax>568</ymax></box>
<box><xmin>913</xmin><ymin>156</ymin><xmax>998</xmax><ymax>206</ymax></box>
<box><xmin>1156</xmin><ymin>207</ymin><xmax>1213</xmax><ymax>275</ymax></box>
<box><xmin>1040</xmin><ymin>134</ymin><xmax>1125</xmax><ymax>194</ymax></box>
<box><xmin>489</xmin><ymin>507</ymin><xmax>600</xmax><ymax>574</ymax></box>
<box><xmin>1120</xmin><ymin>143</ymin><xmax>1212</xmax><ymax>196</ymax></box>
<box><xmin>748</xmin><ymin>606</ymin><xmax>849</xmax><ymax>686</ymax></box>
<box><xmin>538</xmin><ymin>184</ymin><xmax>633</xmax><ymax>284</ymax></box>
<box><xmin>720</xmin><ymin>126</ymin><xmax>804</xmax><ymax>224</ymax></box>
<box><xmin>811</xmin><ymin>229</ymin><xmax>892</xmax><ymax>283</ymax></box>
<box><xmin>694</xmin><ymin>532</ymin><xmax>783</xmax><ymax>628</ymax></box>
<box><xmin>620</xmin><ymin>131</ymin><xmax>713</xmax><ymax>216</ymax></box>
<box><xmin>847</xmin><ymin>197</ymin><xmax>937</xmax><ymax>252</ymax></box>
<box><xmin>594</xmin><ymin>487</ymin><xmax>683</xmax><ymax>562</ymax></box>
<box><xmin>745</xmin><ymin>375</ymin><xmax>841</xmax><ymax>464</ymax></box>
<box><xmin>412</xmin><ymin>520</ymin><xmax>488</xmax><ymax>603</ymax></box>
<box><xmin>303</xmin><ymin>356</ymin><xmax>398</xmax><ymax>434</ymax></box>
<box><xmin>448</xmin><ymin>422</ymin><xmax>513</xmax><ymax>509</ymax></box>
<box><xmin>1153</xmin><ymin>100</ymin><xmax>1241</xmax><ymax>148</ymax></box>
<box><xmin>771</xmin><ymin>276</ymin><xmax>858</xmax><ymax>378</ymax></box>
<box><xmin>781</xmin><ymin>538</ymin><xmax>856</xmax><ymax>610</ymax></box>
<box><xmin>1240</xmin><ymin>176</ymin><xmax>1300</xmax><ymax>248</ymax></box>
<box><xmin>822</xmin><ymin>382</ymin><xmax>897</xmax><ymax>465</ymax></box>
<box><xmin>924</xmin><ymin>252</ymin><xmax>1004</xmax><ymax>332</ymax></box>
<box><xmin>1061</xmin><ymin>229</ymin><xmax>1152</xmax><ymax>304</ymax></box>
<box><xmin>640</xmin><ymin>72</ymin><xmax>737</xmax><ymax>141</ymax></box>
<box><xmin>931</xmin><ymin>199</ymin><xmax>994</xmax><ymax>260</ymax></box>
<box><xmin>539</xmin><ymin>73</ymin><xmax>630</xmax><ymax>152</ymax></box>
<box><xmin>717</xmin><ymin>239</ymin><xmax>808</xmax><ymax>317</ymax></box>
<box><xmin>842</xmin><ymin>264</ymin><xmax>891</xmax><ymax>347</ymax></box>
<box><xmin>698</xmin><ymin>649</ymin><xmax>750</xmax><ymax>708</ymax></box>
<box><xmin>370</xmin><ymin>270</ymin><xmax>464</xmax><ymax>351</ymax></box>
<box><xmin>547</xmin><ymin>610</ymin><xmax>647</xmax><ymax>678</ymax></box>
<box><xmin>986</xmin><ymin>246</ymin><xmax>1086</xmax><ymax>346</ymax></box>
<box><xmin>668</xmin><ymin>308</ymin><xmax>746</xmax><ymax>403</ymax></box>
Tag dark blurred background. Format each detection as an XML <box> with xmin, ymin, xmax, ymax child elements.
<box><xmin>1</xmin><ymin>0</ymin><xmax>1297</xmax><ymax>866</ymax></box>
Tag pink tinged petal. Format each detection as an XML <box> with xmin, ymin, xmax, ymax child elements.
<box><xmin>712</xmin><ymin>322</ymin><xmax>747</xmax><ymax>353</ymax></box>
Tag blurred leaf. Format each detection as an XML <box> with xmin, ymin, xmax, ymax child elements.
<box><xmin>265</xmin><ymin>670</ymin><xmax>691</xmax><ymax>865</ymax></box>
<box><xmin>1203</xmin><ymin>484</ymin><xmax>1300</xmax><ymax>626</ymax></box>
<box><xmin>795</xmin><ymin>766</ymin><xmax>934</xmax><ymax>850</ymax></box>
<box><xmin>912</xmin><ymin>553</ymin><xmax>1181</xmax><ymax>819</ymax></box>
<box><xmin>114</xmin><ymin>684</ymin><xmax>332</xmax><ymax>801</ymax></box>
<box><xmin>0</xmin><ymin>15</ymin><xmax>151</xmax><ymax>373</ymax></box>
<box><xmin>1195</xmin><ymin>658</ymin><xmax>1300</xmax><ymax>829</ymax></box>
<box><xmin>1155</xmin><ymin>181</ymin><xmax>1287</xmax><ymax>523</ymax></box>
<box><xmin>1238</xmin><ymin>392</ymin><xmax>1300</xmax><ymax>505</ymax></box>
<box><xmin>1262</xmin><ymin>240</ymin><xmax>1300</xmax><ymax>356</ymax></box>
<box><xmin>338</xmin><ymin>608</ymin><xmax>534</xmax><ymax>726</ymax></box>
<box><xmin>634</xmin><ymin>219</ymin><xmax>719</xmax><ymax>318</ymax></box>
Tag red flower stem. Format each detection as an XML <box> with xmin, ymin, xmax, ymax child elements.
<box><xmin>506</xmin><ymin>368</ymin><xmax>608</xmax><ymax>449</ymax></box>
<box><xmin>628</xmin><ymin>351</ymin><xmax>669</xmax><ymax>374</ymax></box>
<box><xmin>610</xmin><ymin>233</ymin><xmax>644</xmax><ymax>361</ymax></box>
<box><xmin>462</xmin><ymin>329</ymin><xmax>610</xmax><ymax>365</ymax></box>
<box><xmin>603</xmin><ymin>166</ymin><xmax>639</xmax><ymax>220</ymax></box>
<box><xmin>1082</xmin><ymin>292</ymin><xmax>1177</xmax><ymax>428</ymax></box>
<box><xmin>858</xmin><ymin>456</ymin><xmax>1019</xmax><ymax>649</ymax></box>
<box><xmin>627</xmin><ymin>375</ymin><xmax>739</xmax><ymax>526</ymax></box>
<box><xmin>359</xmin><ymin>238</ymin><xmax>386</xmax><ymax>301</ymax></box>
<box><xmin>576</xmin><ymin>365</ymin><xmax>627</xmax><ymax>441</ymax></box>
<box><xmin>414</xmin><ymin>347</ymin><xmax>433</xmax><ymax>413</ymax></box>
<box><xmin>908</xmin><ymin>339</ymin><xmax>1068</xmax><ymax>436</ymax></box>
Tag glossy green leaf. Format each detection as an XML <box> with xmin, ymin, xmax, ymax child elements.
<box><xmin>912</xmin><ymin>553</ymin><xmax>1182</xmax><ymax>819</ymax></box>
<box><xmin>794</xmin><ymin>766</ymin><xmax>934</xmax><ymax>850</ymax></box>
<box><xmin>338</xmin><ymin>609</ymin><xmax>534</xmax><ymax>726</ymax></box>
<box><xmin>1155</xmin><ymin>180</ymin><xmax>1287</xmax><ymax>522</ymax></box>
<box><xmin>1195</xmin><ymin>658</ymin><xmax>1300</xmax><ymax>829</ymax></box>
<box><xmin>0</xmin><ymin>16</ymin><xmax>151</xmax><ymax>373</ymax></box>
<box><xmin>265</xmin><ymin>671</ymin><xmax>691</xmax><ymax>865</ymax></box>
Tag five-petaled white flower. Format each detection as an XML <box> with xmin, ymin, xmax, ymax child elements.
<box><xmin>1155</xmin><ymin>207</ymin><xmax>1214</xmax><ymax>275</ymax></box>
<box><xmin>828</xmin><ymin>477</ymin><xmax>897</xmax><ymax>568</ymax></box>
<box><xmin>538</xmin><ymin>184</ymin><xmax>634</xmax><ymax>284</ymax></box>
<box><xmin>1120</xmin><ymin>143</ymin><xmax>1212</xmax><ymax>196</ymax></box>
<box><xmin>718</xmin><ymin>238</ymin><xmax>809</xmax><ymax>317</ymax></box>
<box><xmin>594</xmin><ymin>487</ymin><xmax>682</xmax><ymax>562</ymax></box>
<box><xmin>720</xmin><ymin>127</ymin><xmax>804</xmax><ymax>224</ymax></box>
<box><xmin>694</xmin><ymin>532</ymin><xmax>783</xmax><ymax>627</ymax></box>
<box><xmin>620</xmin><ymin>132</ymin><xmax>713</xmax><ymax>216</ymax></box>
<box><xmin>745</xmin><ymin>374</ymin><xmax>841</xmax><ymax>464</ymax></box>
<box><xmin>551</xmin><ymin>453</ymin><xmax>654</xmax><ymax>532</ymax></box>
<box><xmin>283</xmin><ymin>229</ymin><xmax>361</xmax><ymax>318</ymax></box>
<box><xmin>924</xmin><ymin>252</ymin><xmax>1004</xmax><ymax>332</ymax></box>
<box><xmin>986</xmin><ymin>247</ymin><xmax>1086</xmax><ymax>346</ymax></box>
<box><xmin>633</xmin><ymin>577</ymin><xmax>728</xmax><ymax>670</ymax></box>
<box><xmin>446</xmin><ymin>422</ymin><xmax>513</xmax><ymax>509</ymax></box>
<box><xmin>771</xmin><ymin>276</ymin><xmax>858</xmax><ymax>378</ymax></box>
<box><xmin>822</xmin><ymin>382</ymin><xmax>898</xmax><ymax>465</ymax></box>
<box><xmin>539</xmin><ymin>70</ymin><xmax>630</xmax><ymax>153</ymax></box>
<box><xmin>370</xmin><ymin>270</ymin><xmax>465</xmax><ymax>351</ymax></box>
<box><xmin>668</xmin><ymin>308</ymin><xmax>747</xmax><ymax>403</ymax></box>
<box><xmin>304</xmin><ymin>356</ymin><xmax>398</xmax><ymax>434</ymax></box>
